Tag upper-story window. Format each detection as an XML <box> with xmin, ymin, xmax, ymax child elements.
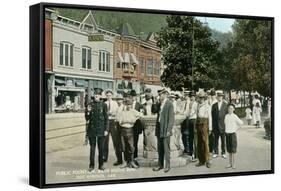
<box><xmin>147</xmin><ymin>58</ymin><xmax>153</xmax><ymax>75</ymax></box>
<box><xmin>154</xmin><ymin>59</ymin><xmax>160</xmax><ymax>75</ymax></box>
<box><xmin>99</xmin><ymin>50</ymin><xmax>110</xmax><ymax>72</ymax></box>
<box><xmin>82</xmin><ymin>46</ymin><xmax>91</xmax><ymax>69</ymax></box>
<box><xmin>139</xmin><ymin>58</ymin><xmax>145</xmax><ymax>74</ymax></box>
<box><xmin>59</xmin><ymin>42</ymin><xmax>73</xmax><ymax>67</ymax></box>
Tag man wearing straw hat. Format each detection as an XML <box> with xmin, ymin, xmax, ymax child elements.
<box><xmin>152</xmin><ymin>88</ymin><xmax>175</xmax><ymax>173</ymax></box>
<box><xmin>196</xmin><ymin>90</ymin><xmax>212</xmax><ymax>168</ymax></box>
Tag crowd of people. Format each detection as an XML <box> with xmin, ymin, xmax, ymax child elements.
<box><xmin>83</xmin><ymin>87</ymin><xmax>263</xmax><ymax>173</ymax></box>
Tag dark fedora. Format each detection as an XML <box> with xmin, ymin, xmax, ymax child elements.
<box><xmin>158</xmin><ymin>88</ymin><xmax>169</xmax><ymax>95</ymax></box>
<box><xmin>93</xmin><ymin>88</ymin><xmax>103</xmax><ymax>95</ymax></box>
<box><xmin>130</xmin><ymin>89</ymin><xmax>137</xmax><ymax>97</ymax></box>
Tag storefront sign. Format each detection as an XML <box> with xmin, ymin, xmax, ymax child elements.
<box><xmin>88</xmin><ymin>34</ymin><xmax>104</xmax><ymax>41</ymax></box>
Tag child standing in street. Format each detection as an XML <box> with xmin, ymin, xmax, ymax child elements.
<box><xmin>245</xmin><ymin>107</ymin><xmax>252</xmax><ymax>125</ymax></box>
<box><xmin>224</xmin><ymin>104</ymin><xmax>243</xmax><ymax>169</ymax></box>
<box><xmin>253</xmin><ymin>103</ymin><xmax>262</xmax><ymax>128</ymax></box>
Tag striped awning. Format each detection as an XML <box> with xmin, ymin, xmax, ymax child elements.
<box><xmin>124</xmin><ymin>52</ymin><xmax>130</xmax><ymax>63</ymax></box>
<box><xmin>117</xmin><ymin>52</ymin><xmax>124</xmax><ymax>63</ymax></box>
<box><xmin>130</xmin><ymin>53</ymin><xmax>139</xmax><ymax>65</ymax></box>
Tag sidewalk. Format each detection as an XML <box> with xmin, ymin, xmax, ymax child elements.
<box><xmin>45</xmin><ymin>124</ymin><xmax>271</xmax><ymax>184</ymax></box>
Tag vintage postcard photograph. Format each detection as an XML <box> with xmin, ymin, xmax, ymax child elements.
<box><xmin>43</xmin><ymin>6</ymin><xmax>273</xmax><ymax>185</ymax></box>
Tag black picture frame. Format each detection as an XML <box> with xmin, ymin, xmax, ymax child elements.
<box><xmin>30</xmin><ymin>2</ymin><xmax>274</xmax><ymax>188</ymax></box>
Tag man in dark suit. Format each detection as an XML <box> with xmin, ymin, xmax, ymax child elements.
<box><xmin>152</xmin><ymin>88</ymin><xmax>175</xmax><ymax>173</ymax></box>
<box><xmin>211</xmin><ymin>92</ymin><xmax>228</xmax><ymax>159</ymax></box>
<box><xmin>84</xmin><ymin>88</ymin><xmax>109</xmax><ymax>171</ymax></box>
<box><xmin>129</xmin><ymin>90</ymin><xmax>143</xmax><ymax>165</ymax></box>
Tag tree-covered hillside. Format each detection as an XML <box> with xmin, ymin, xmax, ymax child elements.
<box><xmin>54</xmin><ymin>8</ymin><xmax>168</xmax><ymax>35</ymax></box>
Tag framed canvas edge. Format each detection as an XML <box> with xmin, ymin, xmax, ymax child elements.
<box><xmin>29</xmin><ymin>2</ymin><xmax>275</xmax><ymax>189</ymax></box>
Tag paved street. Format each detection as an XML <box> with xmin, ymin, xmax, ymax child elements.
<box><xmin>45</xmin><ymin>113</ymin><xmax>271</xmax><ymax>184</ymax></box>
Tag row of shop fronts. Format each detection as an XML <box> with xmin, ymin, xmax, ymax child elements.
<box><xmin>45</xmin><ymin>9</ymin><xmax>163</xmax><ymax>113</ymax></box>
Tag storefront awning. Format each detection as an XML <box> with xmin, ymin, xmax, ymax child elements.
<box><xmin>75</xmin><ymin>80</ymin><xmax>86</xmax><ymax>87</ymax></box>
<box><xmin>124</xmin><ymin>52</ymin><xmax>130</xmax><ymax>63</ymax></box>
<box><xmin>130</xmin><ymin>53</ymin><xmax>139</xmax><ymax>65</ymax></box>
<box><xmin>55</xmin><ymin>79</ymin><xmax>65</xmax><ymax>85</ymax></box>
<box><xmin>117</xmin><ymin>52</ymin><xmax>125</xmax><ymax>63</ymax></box>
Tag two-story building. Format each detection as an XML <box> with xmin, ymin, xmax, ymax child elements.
<box><xmin>46</xmin><ymin>10</ymin><xmax>117</xmax><ymax>113</ymax></box>
<box><xmin>114</xmin><ymin>23</ymin><xmax>163</xmax><ymax>95</ymax></box>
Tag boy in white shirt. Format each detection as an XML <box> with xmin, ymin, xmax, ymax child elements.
<box><xmin>224</xmin><ymin>103</ymin><xmax>243</xmax><ymax>169</ymax></box>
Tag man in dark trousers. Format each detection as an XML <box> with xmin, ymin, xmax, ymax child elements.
<box><xmin>211</xmin><ymin>91</ymin><xmax>228</xmax><ymax>159</ymax></box>
<box><xmin>84</xmin><ymin>88</ymin><xmax>109</xmax><ymax>171</ymax></box>
<box><xmin>152</xmin><ymin>88</ymin><xmax>175</xmax><ymax>173</ymax></box>
<box><xmin>129</xmin><ymin>89</ymin><xmax>143</xmax><ymax>166</ymax></box>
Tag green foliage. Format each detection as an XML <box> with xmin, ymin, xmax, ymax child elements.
<box><xmin>229</xmin><ymin>19</ymin><xmax>272</xmax><ymax>97</ymax></box>
<box><xmin>156</xmin><ymin>15</ymin><xmax>220</xmax><ymax>91</ymax></box>
<box><xmin>234</xmin><ymin>107</ymin><xmax>246</xmax><ymax>118</ymax></box>
<box><xmin>54</xmin><ymin>8</ymin><xmax>167</xmax><ymax>35</ymax></box>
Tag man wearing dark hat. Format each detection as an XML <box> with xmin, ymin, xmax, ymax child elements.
<box><xmin>129</xmin><ymin>89</ymin><xmax>143</xmax><ymax>164</ymax></box>
<box><xmin>207</xmin><ymin>89</ymin><xmax>217</xmax><ymax>154</ymax></box>
<box><xmin>84</xmin><ymin>88</ymin><xmax>108</xmax><ymax>171</ymax></box>
<box><xmin>211</xmin><ymin>91</ymin><xmax>228</xmax><ymax>159</ymax></box>
<box><xmin>152</xmin><ymin>88</ymin><xmax>175</xmax><ymax>173</ymax></box>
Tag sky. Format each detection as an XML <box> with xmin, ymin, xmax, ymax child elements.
<box><xmin>197</xmin><ymin>17</ymin><xmax>235</xmax><ymax>33</ymax></box>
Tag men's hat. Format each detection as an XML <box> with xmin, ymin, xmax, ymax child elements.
<box><xmin>158</xmin><ymin>88</ymin><xmax>169</xmax><ymax>95</ymax></box>
<box><xmin>144</xmin><ymin>88</ymin><xmax>152</xmax><ymax>93</ymax></box>
<box><xmin>198</xmin><ymin>91</ymin><xmax>206</xmax><ymax>98</ymax></box>
<box><xmin>105</xmin><ymin>89</ymin><xmax>113</xmax><ymax>95</ymax></box>
<box><xmin>169</xmin><ymin>94</ymin><xmax>176</xmax><ymax>98</ymax></box>
<box><xmin>217</xmin><ymin>90</ymin><xmax>224</xmax><ymax>97</ymax></box>
<box><xmin>184</xmin><ymin>90</ymin><xmax>190</xmax><ymax>95</ymax></box>
<box><xmin>115</xmin><ymin>94</ymin><xmax>123</xmax><ymax>100</ymax></box>
<box><xmin>93</xmin><ymin>88</ymin><xmax>103</xmax><ymax>95</ymax></box>
<box><xmin>210</xmin><ymin>89</ymin><xmax>216</xmax><ymax>96</ymax></box>
<box><xmin>189</xmin><ymin>90</ymin><xmax>196</xmax><ymax>97</ymax></box>
<box><xmin>130</xmin><ymin>89</ymin><xmax>137</xmax><ymax>97</ymax></box>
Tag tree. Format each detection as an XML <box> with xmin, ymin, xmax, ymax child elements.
<box><xmin>156</xmin><ymin>15</ymin><xmax>220</xmax><ymax>91</ymax></box>
<box><xmin>229</xmin><ymin>19</ymin><xmax>272</xmax><ymax>97</ymax></box>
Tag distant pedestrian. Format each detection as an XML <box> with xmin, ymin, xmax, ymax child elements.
<box><xmin>224</xmin><ymin>104</ymin><xmax>243</xmax><ymax>169</ymax></box>
<box><xmin>253</xmin><ymin>103</ymin><xmax>262</xmax><ymax>128</ymax></box>
<box><xmin>245</xmin><ymin>107</ymin><xmax>252</xmax><ymax>125</ymax></box>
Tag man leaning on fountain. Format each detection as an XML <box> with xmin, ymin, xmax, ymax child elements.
<box><xmin>152</xmin><ymin>88</ymin><xmax>175</xmax><ymax>173</ymax></box>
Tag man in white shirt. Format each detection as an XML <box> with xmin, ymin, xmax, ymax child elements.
<box><xmin>186</xmin><ymin>91</ymin><xmax>198</xmax><ymax>161</ymax></box>
<box><xmin>196</xmin><ymin>91</ymin><xmax>212</xmax><ymax>168</ymax></box>
<box><xmin>104</xmin><ymin>89</ymin><xmax>120</xmax><ymax>165</ymax></box>
<box><xmin>119</xmin><ymin>98</ymin><xmax>142</xmax><ymax>169</ymax></box>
